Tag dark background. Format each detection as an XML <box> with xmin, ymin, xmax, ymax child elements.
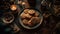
<box><xmin>0</xmin><ymin>0</ymin><xmax>60</xmax><ymax>34</ymax></box>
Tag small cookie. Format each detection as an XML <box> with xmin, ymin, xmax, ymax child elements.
<box><xmin>22</xmin><ymin>19</ymin><xmax>28</xmax><ymax>25</ymax></box>
<box><xmin>25</xmin><ymin>14</ymin><xmax>32</xmax><ymax>19</ymax></box>
<box><xmin>28</xmin><ymin>10</ymin><xmax>35</xmax><ymax>14</ymax></box>
<box><xmin>24</xmin><ymin>9</ymin><xmax>29</xmax><ymax>14</ymax></box>
<box><xmin>27</xmin><ymin>17</ymin><xmax>40</xmax><ymax>26</ymax></box>
<box><xmin>20</xmin><ymin>13</ymin><xmax>26</xmax><ymax>18</ymax></box>
<box><xmin>34</xmin><ymin>12</ymin><xmax>39</xmax><ymax>17</ymax></box>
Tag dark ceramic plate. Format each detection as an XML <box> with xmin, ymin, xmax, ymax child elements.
<box><xmin>1</xmin><ymin>13</ymin><xmax>14</xmax><ymax>24</ymax></box>
<box><xmin>18</xmin><ymin>8</ymin><xmax>43</xmax><ymax>29</ymax></box>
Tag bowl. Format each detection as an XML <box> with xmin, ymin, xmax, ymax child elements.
<box><xmin>18</xmin><ymin>8</ymin><xmax>43</xmax><ymax>29</ymax></box>
<box><xmin>1</xmin><ymin>13</ymin><xmax>14</xmax><ymax>24</ymax></box>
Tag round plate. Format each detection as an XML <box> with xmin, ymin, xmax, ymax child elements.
<box><xmin>1</xmin><ymin>13</ymin><xmax>14</xmax><ymax>24</ymax></box>
<box><xmin>18</xmin><ymin>8</ymin><xmax>43</xmax><ymax>29</ymax></box>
